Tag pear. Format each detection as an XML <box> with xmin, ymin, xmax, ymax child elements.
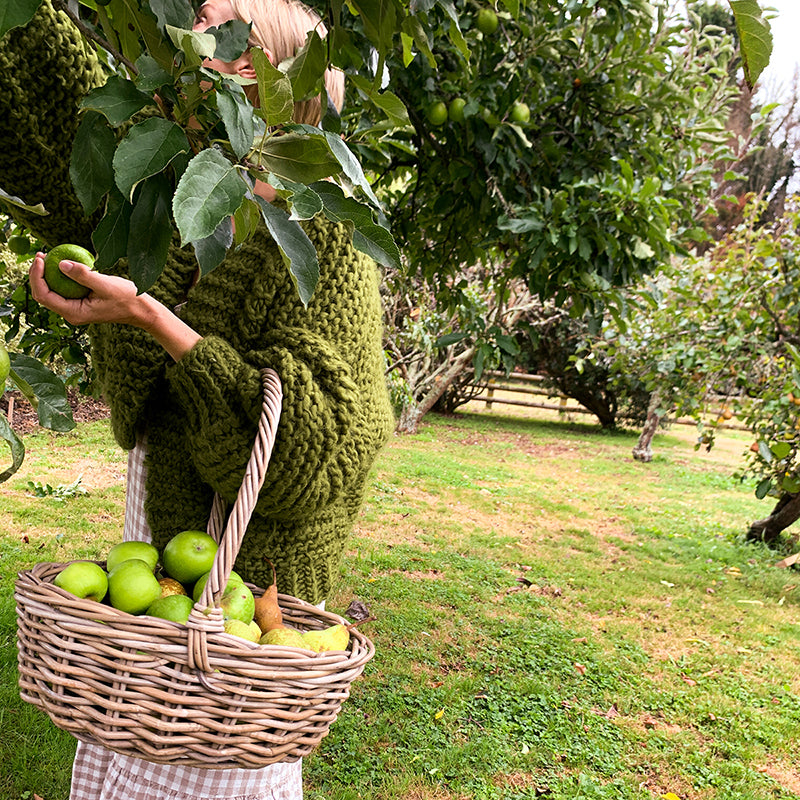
<box><xmin>260</xmin><ymin>627</ymin><xmax>304</xmax><ymax>647</ymax></box>
<box><xmin>301</xmin><ymin>623</ymin><xmax>350</xmax><ymax>653</ymax></box>
<box><xmin>253</xmin><ymin>560</ymin><xmax>284</xmax><ymax>633</ymax></box>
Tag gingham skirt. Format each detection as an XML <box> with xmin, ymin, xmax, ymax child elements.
<box><xmin>69</xmin><ymin>438</ymin><xmax>304</xmax><ymax>800</ymax></box>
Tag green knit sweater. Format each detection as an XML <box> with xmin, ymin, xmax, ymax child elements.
<box><xmin>0</xmin><ymin>2</ymin><xmax>394</xmax><ymax>604</ymax></box>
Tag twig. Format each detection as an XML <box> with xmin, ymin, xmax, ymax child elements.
<box><xmin>53</xmin><ymin>0</ymin><xmax>138</xmax><ymax>75</ymax></box>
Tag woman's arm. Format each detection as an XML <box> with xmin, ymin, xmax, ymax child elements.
<box><xmin>30</xmin><ymin>253</ymin><xmax>201</xmax><ymax>362</ymax></box>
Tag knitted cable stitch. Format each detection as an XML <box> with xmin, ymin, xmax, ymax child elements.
<box><xmin>0</xmin><ymin>2</ymin><xmax>395</xmax><ymax>604</ymax></box>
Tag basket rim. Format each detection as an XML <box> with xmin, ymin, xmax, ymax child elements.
<box><xmin>16</xmin><ymin>559</ymin><xmax>376</xmax><ymax>671</ymax></box>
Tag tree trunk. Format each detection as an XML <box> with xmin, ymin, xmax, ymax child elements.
<box><xmin>395</xmin><ymin>347</ymin><xmax>475</xmax><ymax>434</ymax></box>
<box><xmin>632</xmin><ymin>391</ymin><xmax>663</xmax><ymax>463</ymax></box>
<box><xmin>746</xmin><ymin>492</ymin><xmax>800</xmax><ymax>545</ymax></box>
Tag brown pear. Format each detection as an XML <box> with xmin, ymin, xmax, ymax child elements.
<box><xmin>253</xmin><ymin>561</ymin><xmax>285</xmax><ymax>634</ymax></box>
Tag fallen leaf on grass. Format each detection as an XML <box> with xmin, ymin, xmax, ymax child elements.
<box><xmin>573</xmin><ymin>663</ymin><xmax>587</xmax><ymax>675</ymax></box>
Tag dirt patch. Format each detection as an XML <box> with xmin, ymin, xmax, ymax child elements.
<box><xmin>1</xmin><ymin>389</ymin><xmax>110</xmax><ymax>434</ymax></box>
<box><xmin>755</xmin><ymin>761</ymin><xmax>800</xmax><ymax>794</ymax></box>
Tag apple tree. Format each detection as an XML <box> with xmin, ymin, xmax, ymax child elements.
<box><xmin>359</xmin><ymin>0</ymin><xmax>749</xmax><ymax>431</ymax></box>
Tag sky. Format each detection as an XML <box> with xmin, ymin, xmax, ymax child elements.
<box><xmin>758</xmin><ymin>1</ymin><xmax>800</xmax><ymax>100</ymax></box>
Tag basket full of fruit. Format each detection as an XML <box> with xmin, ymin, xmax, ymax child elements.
<box><xmin>14</xmin><ymin>368</ymin><xmax>375</xmax><ymax>769</ymax></box>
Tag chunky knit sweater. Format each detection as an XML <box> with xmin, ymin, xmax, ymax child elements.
<box><xmin>0</xmin><ymin>2</ymin><xmax>394</xmax><ymax>604</ymax></box>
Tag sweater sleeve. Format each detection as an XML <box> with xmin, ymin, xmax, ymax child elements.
<box><xmin>163</xmin><ymin>220</ymin><xmax>391</xmax><ymax>518</ymax></box>
<box><xmin>0</xmin><ymin>1</ymin><xmax>105</xmax><ymax>248</ymax></box>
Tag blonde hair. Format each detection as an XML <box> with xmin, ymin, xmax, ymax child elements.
<box><xmin>229</xmin><ymin>0</ymin><xmax>344</xmax><ymax>125</ymax></box>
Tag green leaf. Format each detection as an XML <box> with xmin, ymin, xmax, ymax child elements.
<box><xmin>0</xmin><ymin>0</ymin><xmax>41</xmax><ymax>39</ymax></box>
<box><xmin>119</xmin><ymin>0</ymin><xmax>175</xmax><ymax>70</ymax></box>
<box><xmin>127</xmin><ymin>174</ymin><xmax>174</xmax><ymax>293</ymax></box>
<box><xmin>93</xmin><ymin>190</ymin><xmax>132</xmax><ymax>271</ymax></box>
<box><xmin>232</xmin><ymin>197</ymin><xmax>262</xmax><ymax>247</ymax></box>
<box><xmin>0</xmin><ymin>188</ymin><xmax>47</xmax><ymax>216</ymax></box>
<box><xmin>80</xmin><ymin>76</ymin><xmax>155</xmax><ymax>126</ymax></box>
<box><xmin>113</xmin><ymin>118</ymin><xmax>190</xmax><ymax>201</ymax></box>
<box><xmin>755</xmin><ymin>477</ymin><xmax>772</xmax><ymax>499</ymax></box>
<box><xmin>0</xmin><ymin>413</ymin><xmax>25</xmax><ymax>484</ymax></box>
<box><xmin>436</xmin><ymin>332</ymin><xmax>467</xmax><ymax>348</ymax></box>
<box><xmin>8</xmin><ymin>356</ymin><xmax>75</xmax><ymax>433</ymax></box>
<box><xmin>349</xmin><ymin>0</ymin><xmax>396</xmax><ymax>52</ymax></box>
<box><xmin>150</xmin><ymin>0</ymin><xmax>194</xmax><ymax>30</ymax></box>
<box><xmin>729</xmin><ymin>0</ymin><xmax>773</xmax><ymax>88</ymax></box>
<box><xmin>217</xmin><ymin>82</ymin><xmax>256</xmax><ymax>160</ymax></box>
<box><xmin>166</xmin><ymin>25</ymin><xmax>216</xmax><ymax>67</ymax></box>
<box><xmin>207</xmin><ymin>19</ymin><xmax>251</xmax><ymax>62</ymax></box>
<box><xmin>70</xmin><ymin>111</ymin><xmax>116</xmax><ymax>215</ymax></box>
<box><xmin>252</xmin><ymin>48</ymin><xmax>294</xmax><ymax>127</ymax></box>
<box><xmin>286</xmin><ymin>30</ymin><xmax>327</xmax><ymax>101</ymax></box>
<box><xmin>349</xmin><ymin>74</ymin><xmax>411</xmax><ymax>128</ymax></box>
<box><xmin>321</xmin><ymin>130</ymin><xmax>384</xmax><ymax>211</ymax></box>
<box><xmin>255</xmin><ymin>196</ymin><xmax>319</xmax><ymax>305</ymax></box>
<box><xmin>135</xmin><ymin>54</ymin><xmax>174</xmax><ymax>92</ymax></box>
<box><xmin>400</xmin><ymin>15</ymin><xmax>436</xmax><ymax>68</ymax></box>
<box><xmin>173</xmin><ymin>149</ymin><xmax>247</xmax><ymax>244</ymax></box>
<box><xmin>192</xmin><ymin>217</ymin><xmax>234</xmax><ymax>276</ymax></box>
<box><xmin>781</xmin><ymin>475</ymin><xmax>800</xmax><ymax>494</ymax></box>
<box><xmin>253</xmin><ymin>133</ymin><xmax>341</xmax><ymax>183</ymax></box>
<box><xmin>312</xmin><ymin>181</ymin><xmax>400</xmax><ymax>268</ymax></box>
<box><xmin>771</xmin><ymin>441</ymin><xmax>792</xmax><ymax>460</ymax></box>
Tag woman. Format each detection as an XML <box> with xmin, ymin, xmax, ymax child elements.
<box><xmin>2</xmin><ymin>1</ymin><xmax>393</xmax><ymax>797</ymax></box>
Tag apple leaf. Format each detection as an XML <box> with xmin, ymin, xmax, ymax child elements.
<box><xmin>93</xmin><ymin>190</ymin><xmax>132</xmax><ymax>270</ymax></box>
<box><xmin>128</xmin><ymin>174</ymin><xmax>173</xmax><ymax>292</ymax></box>
<box><xmin>0</xmin><ymin>0</ymin><xmax>41</xmax><ymax>39</ymax></box>
<box><xmin>192</xmin><ymin>217</ymin><xmax>234</xmax><ymax>276</ymax></box>
<box><xmin>729</xmin><ymin>0</ymin><xmax>773</xmax><ymax>89</ymax></box>
<box><xmin>81</xmin><ymin>75</ymin><xmax>155</xmax><ymax>126</ymax></box>
<box><xmin>70</xmin><ymin>111</ymin><xmax>116</xmax><ymax>215</ymax></box>
<box><xmin>253</xmin><ymin>133</ymin><xmax>340</xmax><ymax>183</ymax></box>
<box><xmin>255</xmin><ymin>197</ymin><xmax>319</xmax><ymax>306</ymax></box>
<box><xmin>252</xmin><ymin>48</ymin><xmax>294</xmax><ymax>128</ymax></box>
<box><xmin>8</xmin><ymin>355</ymin><xmax>75</xmax><ymax>433</ymax></box>
<box><xmin>286</xmin><ymin>30</ymin><xmax>327</xmax><ymax>102</ymax></box>
<box><xmin>150</xmin><ymin>0</ymin><xmax>194</xmax><ymax>30</ymax></box>
<box><xmin>113</xmin><ymin>117</ymin><xmax>190</xmax><ymax>201</ymax></box>
<box><xmin>173</xmin><ymin>149</ymin><xmax>247</xmax><ymax>244</ymax></box>
<box><xmin>0</xmin><ymin>188</ymin><xmax>47</xmax><ymax>216</ymax></box>
<box><xmin>207</xmin><ymin>19</ymin><xmax>252</xmax><ymax>63</ymax></box>
<box><xmin>217</xmin><ymin>81</ymin><xmax>256</xmax><ymax>160</ymax></box>
<box><xmin>312</xmin><ymin>181</ymin><xmax>401</xmax><ymax>269</ymax></box>
<box><xmin>0</xmin><ymin>413</ymin><xmax>25</xmax><ymax>483</ymax></box>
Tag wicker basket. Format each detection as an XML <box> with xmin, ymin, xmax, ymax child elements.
<box><xmin>15</xmin><ymin>368</ymin><xmax>375</xmax><ymax>769</ymax></box>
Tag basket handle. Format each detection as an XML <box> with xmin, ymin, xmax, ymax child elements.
<box><xmin>187</xmin><ymin>368</ymin><xmax>283</xmax><ymax>674</ymax></box>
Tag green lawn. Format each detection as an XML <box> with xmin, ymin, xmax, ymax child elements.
<box><xmin>2</xmin><ymin>406</ymin><xmax>799</xmax><ymax>800</ymax></box>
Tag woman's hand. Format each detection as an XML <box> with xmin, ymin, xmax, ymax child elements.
<box><xmin>30</xmin><ymin>252</ymin><xmax>202</xmax><ymax>361</ymax></box>
<box><xmin>30</xmin><ymin>252</ymin><xmax>150</xmax><ymax>327</ymax></box>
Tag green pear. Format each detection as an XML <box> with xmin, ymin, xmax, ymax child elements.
<box><xmin>301</xmin><ymin>623</ymin><xmax>350</xmax><ymax>653</ymax></box>
<box><xmin>260</xmin><ymin>627</ymin><xmax>305</xmax><ymax>648</ymax></box>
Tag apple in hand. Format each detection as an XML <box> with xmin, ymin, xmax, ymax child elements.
<box><xmin>54</xmin><ymin>561</ymin><xmax>108</xmax><ymax>602</ymax></box>
<box><xmin>107</xmin><ymin>559</ymin><xmax>162</xmax><ymax>615</ymax></box>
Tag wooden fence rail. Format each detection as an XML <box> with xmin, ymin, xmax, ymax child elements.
<box><xmin>470</xmin><ymin>371</ymin><xmax>748</xmax><ymax>430</ymax></box>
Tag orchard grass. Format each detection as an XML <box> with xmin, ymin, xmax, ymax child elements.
<box><xmin>1</xmin><ymin>408</ymin><xmax>800</xmax><ymax>800</ymax></box>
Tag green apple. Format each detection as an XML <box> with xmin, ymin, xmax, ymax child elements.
<box><xmin>7</xmin><ymin>235</ymin><xmax>30</xmax><ymax>255</ymax></box>
<box><xmin>107</xmin><ymin>559</ymin><xmax>162</xmax><ymax>615</ymax></box>
<box><xmin>53</xmin><ymin>561</ymin><xmax>108</xmax><ymax>603</ymax></box>
<box><xmin>162</xmin><ymin>530</ymin><xmax>218</xmax><ymax>585</ymax></box>
<box><xmin>106</xmin><ymin>541</ymin><xmax>159</xmax><ymax>573</ymax></box>
<box><xmin>218</xmin><ymin>582</ymin><xmax>256</xmax><ymax>624</ymax></box>
<box><xmin>223</xmin><ymin>618</ymin><xmax>261</xmax><ymax>642</ymax></box>
<box><xmin>510</xmin><ymin>101</ymin><xmax>531</xmax><ymax>124</ymax></box>
<box><xmin>426</xmin><ymin>101</ymin><xmax>448</xmax><ymax>127</ymax></box>
<box><xmin>476</xmin><ymin>8</ymin><xmax>499</xmax><ymax>35</ymax></box>
<box><xmin>448</xmin><ymin>97</ymin><xmax>467</xmax><ymax>123</ymax></box>
<box><xmin>192</xmin><ymin>569</ymin><xmax>244</xmax><ymax>602</ymax></box>
<box><xmin>0</xmin><ymin>343</ymin><xmax>10</xmax><ymax>386</ymax></box>
<box><xmin>146</xmin><ymin>593</ymin><xmax>195</xmax><ymax>623</ymax></box>
<box><xmin>43</xmin><ymin>244</ymin><xmax>95</xmax><ymax>299</ymax></box>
